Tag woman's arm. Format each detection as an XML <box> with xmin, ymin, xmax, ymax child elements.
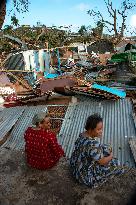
<box><xmin>98</xmin><ymin>152</ymin><xmax>113</xmax><ymax>165</ymax></box>
<box><xmin>49</xmin><ymin>132</ymin><xmax>64</xmax><ymax>156</ymax></box>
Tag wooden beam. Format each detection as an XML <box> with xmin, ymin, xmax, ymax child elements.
<box><xmin>0</xmin><ymin>70</ymin><xmax>33</xmax><ymax>72</ymax></box>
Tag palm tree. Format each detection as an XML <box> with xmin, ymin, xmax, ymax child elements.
<box><xmin>0</xmin><ymin>0</ymin><xmax>29</xmax><ymax>30</ymax></box>
<box><xmin>11</xmin><ymin>15</ymin><xmax>19</xmax><ymax>27</ymax></box>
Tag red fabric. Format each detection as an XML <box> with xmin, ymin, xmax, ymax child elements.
<box><xmin>5</xmin><ymin>93</ymin><xmax>17</xmax><ymax>102</ymax></box>
<box><xmin>24</xmin><ymin>127</ymin><xmax>64</xmax><ymax>170</ymax></box>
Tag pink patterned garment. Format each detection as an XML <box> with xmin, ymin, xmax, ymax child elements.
<box><xmin>24</xmin><ymin>127</ymin><xmax>64</xmax><ymax>170</ymax></box>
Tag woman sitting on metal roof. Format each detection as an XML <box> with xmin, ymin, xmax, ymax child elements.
<box><xmin>24</xmin><ymin>112</ymin><xmax>64</xmax><ymax>170</ymax></box>
<box><xmin>70</xmin><ymin>114</ymin><xmax>125</xmax><ymax>188</ymax></box>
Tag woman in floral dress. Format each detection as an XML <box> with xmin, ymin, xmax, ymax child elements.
<box><xmin>70</xmin><ymin>114</ymin><xmax>124</xmax><ymax>187</ymax></box>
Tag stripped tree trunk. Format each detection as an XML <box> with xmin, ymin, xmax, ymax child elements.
<box><xmin>0</xmin><ymin>0</ymin><xmax>6</xmax><ymax>29</ymax></box>
<box><xmin>114</xmin><ymin>9</ymin><xmax>118</xmax><ymax>37</ymax></box>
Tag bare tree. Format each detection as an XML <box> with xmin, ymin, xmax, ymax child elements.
<box><xmin>129</xmin><ymin>27</ymin><xmax>136</xmax><ymax>35</ymax></box>
<box><xmin>87</xmin><ymin>0</ymin><xmax>136</xmax><ymax>38</ymax></box>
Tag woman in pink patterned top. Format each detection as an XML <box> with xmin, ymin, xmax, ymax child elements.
<box><xmin>24</xmin><ymin>112</ymin><xmax>64</xmax><ymax>170</ymax></box>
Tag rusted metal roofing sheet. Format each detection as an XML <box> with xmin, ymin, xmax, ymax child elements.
<box><xmin>58</xmin><ymin>97</ymin><xmax>136</xmax><ymax>167</ymax></box>
<box><xmin>40</xmin><ymin>76</ymin><xmax>76</xmax><ymax>93</ymax></box>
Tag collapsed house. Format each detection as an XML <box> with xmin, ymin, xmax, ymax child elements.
<box><xmin>0</xmin><ymin>43</ymin><xmax>127</xmax><ymax>106</ymax></box>
<box><xmin>0</xmin><ymin>35</ymin><xmax>136</xmax><ymax>167</ymax></box>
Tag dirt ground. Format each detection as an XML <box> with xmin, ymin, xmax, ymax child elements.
<box><xmin>0</xmin><ymin>148</ymin><xmax>136</xmax><ymax>205</ymax></box>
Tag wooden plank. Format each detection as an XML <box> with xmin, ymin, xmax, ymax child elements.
<box><xmin>0</xmin><ymin>70</ymin><xmax>33</xmax><ymax>72</ymax></box>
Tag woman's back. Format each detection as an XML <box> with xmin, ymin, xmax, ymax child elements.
<box><xmin>24</xmin><ymin>127</ymin><xmax>64</xmax><ymax>170</ymax></box>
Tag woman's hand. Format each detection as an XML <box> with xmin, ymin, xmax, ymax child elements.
<box><xmin>109</xmin><ymin>152</ymin><xmax>113</xmax><ymax>159</ymax></box>
<box><xmin>109</xmin><ymin>147</ymin><xmax>112</xmax><ymax>153</ymax></box>
<box><xmin>98</xmin><ymin>152</ymin><xmax>113</xmax><ymax>165</ymax></box>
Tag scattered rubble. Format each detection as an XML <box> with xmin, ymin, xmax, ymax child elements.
<box><xmin>0</xmin><ymin>35</ymin><xmax>136</xmax><ymax>204</ymax></box>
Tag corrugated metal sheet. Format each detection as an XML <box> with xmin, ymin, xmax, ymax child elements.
<box><xmin>0</xmin><ymin>106</ymin><xmax>25</xmax><ymax>143</ymax></box>
<box><xmin>4</xmin><ymin>53</ymin><xmax>25</xmax><ymax>70</ymax></box>
<box><xmin>1</xmin><ymin>105</ymin><xmax>67</xmax><ymax>150</ymax></box>
<box><xmin>58</xmin><ymin>97</ymin><xmax>136</xmax><ymax>167</ymax></box>
<box><xmin>134</xmin><ymin>116</ymin><xmax>136</xmax><ymax>129</ymax></box>
<box><xmin>101</xmin><ymin>99</ymin><xmax>136</xmax><ymax>167</ymax></box>
<box><xmin>1</xmin><ymin>105</ymin><xmax>48</xmax><ymax>150</ymax></box>
<box><xmin>1</xmin><ymin>98</ymin><xmax>136</xmax><ymax>167</ymax></box>
<box><xmin>129</xmin><ymin>138</ymin><xmax>136</xmax><ymax>163</ymax></box>
<box><xmin>1</xmin><ymin>34</ymin><xmax>28</xmax><ymax>50</ymax></box>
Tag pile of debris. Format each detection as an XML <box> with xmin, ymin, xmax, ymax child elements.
<box><xmin>0</xmin><ymin>36</ymin><xmax>136</xmax><ymax>205</ymax></box>
<box><xmin>0</xmin><ymin>52</ymin><xmax>129</xmax><ymax>108</ymax></box>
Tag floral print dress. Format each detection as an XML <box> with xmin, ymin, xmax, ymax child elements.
<box><xmin>70</xmin><ymin>133</ymin><xmax>124</xmax><ymax>187</ymax></box>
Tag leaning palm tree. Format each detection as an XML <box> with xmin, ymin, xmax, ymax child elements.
<box><xmin>0</xmin><ymin>0</ymin><xmax>29</xmax><ymax>29</ymax></box>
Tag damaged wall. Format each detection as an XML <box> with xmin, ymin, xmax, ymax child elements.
<box><xmin>87</xmin><ymin>39</ymin><xmax>114</xmax><ymax>54</ymax></box>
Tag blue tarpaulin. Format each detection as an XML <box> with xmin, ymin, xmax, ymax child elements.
<box><xmin>92</xmin><ymin>83</ymin><xmax>126</xmax><ymax>98</ymax></box>
<box><xmin>44</xmin><ymin>73</ymin><xmax>59</xmax><ymax>79</ymax></box>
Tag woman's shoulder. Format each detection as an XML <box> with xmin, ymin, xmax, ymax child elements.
<box><xmin>79</xmin><ymin>133</ymin><xmax>100</xmax><ymax>145</ymax></box>
<box><xmin>39</xmin><ymin>130</ymin><xmax>56</xmax><ymax>139</ymax></box>
<box><xmin>25</xmin><ymin>127</ymin><xmax>44</xmax><ymax>135</ymax></box>
<box><xmin>76</xmin><ymin>133</ymin><xmax>91</xmax><ymax>144</ymax></box>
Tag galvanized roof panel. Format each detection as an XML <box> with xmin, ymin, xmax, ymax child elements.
<box><xmin>5</xmin><ymin>53</ymin><xmax>25</xmax><ymax>70</ymax></box>
<box><xmin>1</xmin><ymin>105</ymin><xmax>67</xmax><ymax>150</ymax></box>
<box><xmin>101</xmin><ymin>99</ymin><xmax>136</xmax><ymax>167</ymax></box>
<box><xmin>1</xmin><ymin>105</ymin><xmax>48</xmax><ymax>150</ymax></box>
<box><xmin>0</xmin><ymin>106</ymin><xmax>25</xmax><ymax>143</ymax></box>
<box><xmin>58</xmin><ymin>97</ymin><xmax>136</xmax><ymax>167</ymax></box>
<box><xmin>1</xmin><ymin>98</ymin><xmax>135</xmax><ymax>167</ymax></box>
<box><xmin>129</xmin><ymin>138</ymin><xmax>136</xmax><ymax>163</ymax></box>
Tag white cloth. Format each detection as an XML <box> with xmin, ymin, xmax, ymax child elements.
<box><xmin>39</xmin><ymin>49</ymin><xmax>45</xmax><ymax>72</ymax></box>
<box><xmin>23</xmin><ymin>50</ymin><xmax>38</xmax><ymax>71</ymax></box>
<box><xmin>0</xmin><ymin>96</ymin><xmax>4</xmax><ymax>104</ymax></box>
<box><xmin>0</xmin><ymin>86</ymin><xmax>15</xmax><ymax>95</ymax></box>
<box><xmin>38</xmin><ymin>50</ymin><xmax>50</xmax><ymax>73</ymax></box>
<box><xmin>23</xmin><ymin>50</ymin><xmax>31</xmax><ymax>71</ymax></box>
<box><xmin>29</xmin><ymin>50</ymin><xmax>37</xmax><ymax>70</ymax></box>
<box><xmin>23</xmin><ymin>49</ymin><xmax>51</xmax><ymax>73</ymax></box>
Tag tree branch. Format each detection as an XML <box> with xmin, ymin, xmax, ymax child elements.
<box><xmin>117</xmin><ymin>0</ymin><xmax>136</xmax><ymax>36</ymax></box>
<box><xmin>87</xmin><ymin>9</ymin><xmax>103</xmax><ymax>20</ymax></box>
<box><xmin>103</xmin><ymin>20</ymin><xmax>114</xmax><ymax>26</ymax></box>
<box><xmin>104</xmin><ymin>24</ymin><xmax>114</xmax><ymax>33</ymax></box>
<box><xmin>87</xmin><ymin>9</ymin><xmax>114</xmax><ymax>26</ymax></box>
<box><xmin>104</xmin><ymin>0</ymin><xmax>114</xmax><ymax>17</ymax></box>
